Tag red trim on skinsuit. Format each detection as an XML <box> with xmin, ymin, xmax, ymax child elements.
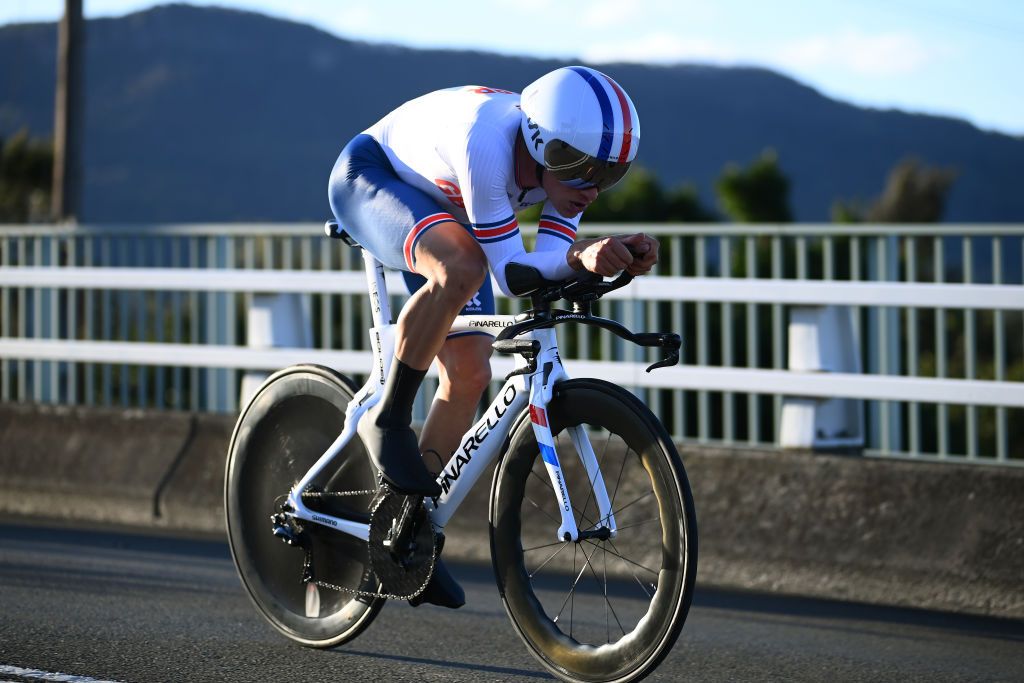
<box><xmin>538</xmin><ymin>220</ymin><xmax>576</xmax><ymax>239</ymax></box>
<box><xmin>604</xmin><ymin>75</ymin><xmax>633</xmax><ymax>162</ymax></box>
<box><xmin>403</xmin><ymin>212</ymin><xmax>457</xmax><ymax>272</ymax></box>
<box><xmin>473</xmin><ymin>218</ymin><xmax>519</xmax><ymax>239</ymax></box>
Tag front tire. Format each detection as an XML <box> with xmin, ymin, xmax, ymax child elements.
<box><xmin>225</xmin><ymin>364</ymin><xmax>383</xmax><ymax>648</ymax></box>
<box><xmin>490</xmin><ymin>379</ymin><xmax>697</xmax><ymax>683</ymax></box>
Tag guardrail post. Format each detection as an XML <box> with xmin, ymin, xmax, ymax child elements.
<box><xmin>239</xmin><ymin>293</ymin><xmax>312</xmax><ymax>406</ymax></box>
<box><xmin>780</xmin><ymin>305</ymin><xmax>864</xmax><ymax>450</ymax></box>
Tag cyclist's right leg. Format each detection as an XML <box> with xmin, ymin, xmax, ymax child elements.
<box><xmin>328</xmin><ymin>134</ymin><xmax>484</xmax><ymax>498</ymax></box>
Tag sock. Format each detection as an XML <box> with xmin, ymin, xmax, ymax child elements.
<box><xmin>373</xmin><ymin>358</ymin><xmax>427</xmax><ymax>429</ymax></box>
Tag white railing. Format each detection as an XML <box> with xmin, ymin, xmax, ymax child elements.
<box><xmin>2</xmin><ymin>223</ymin><xmax>1023</xmax><ymax>465</ymax></box>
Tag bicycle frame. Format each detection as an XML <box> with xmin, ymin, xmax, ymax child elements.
<box><xmin>284</xmin><ymin>249</ymin><xmax>616</xmax><ymax>543</ymax></box>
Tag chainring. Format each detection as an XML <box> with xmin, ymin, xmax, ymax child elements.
<box><xmin>367</xmin><ymin>486</ymin><xmax>437</xmax><ymax>599</ymax></box>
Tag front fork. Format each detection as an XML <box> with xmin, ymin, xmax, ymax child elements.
<box><xmin>526</xmin><ymin>329</ymin><xmax>617</xmax><ymax>543</ymax></box>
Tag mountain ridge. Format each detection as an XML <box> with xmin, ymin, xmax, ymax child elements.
<box><xmin>2</xmin><ymin>3</ymin><xmax>1022</xmax><ymax>222</ymax></box>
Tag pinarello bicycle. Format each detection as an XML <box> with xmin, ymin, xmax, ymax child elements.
<box><xmin>224</xmin><ymin>221</ymin><xmax>698</xmax><ymax>683</ymax></box>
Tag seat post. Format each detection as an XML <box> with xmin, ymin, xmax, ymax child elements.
<box><xmin>362</xmin><ymin>248</ymin><xmax>392</xmax><ymax>327</ymax></box>
<box><xmin>326</xmin><ymin>219</ymin><xmax>393</xmax><ymax>328</ymax></box>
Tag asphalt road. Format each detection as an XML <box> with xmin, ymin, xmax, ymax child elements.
<box><xmin>0</xmin><ymin>520</ymin><xmax>1021</xmax><ymax>683</ymax></box>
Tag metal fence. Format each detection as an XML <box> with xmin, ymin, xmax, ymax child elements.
<box><xmin>1</xmin><ymin>223</ymin><xmax>1022</xmax><ymax>465</ymax></box>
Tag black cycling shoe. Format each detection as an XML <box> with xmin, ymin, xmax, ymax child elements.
<box><xmin>358</xmin><ymin>403</ymin><xmax>442</xmax><ymax>498</ymax></box>
<box><xmin>409</xmin><ymin>557</ymin><xmax>465</xmax><ymax>609</ymax></box>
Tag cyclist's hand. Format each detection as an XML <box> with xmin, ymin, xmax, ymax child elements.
<box><xmin>618</xmin><ymin>233</ymin><xmax>659</xmax><ymax>275</ymax></box>
<box><xmin>571</xmin><ymin>236</ymin><xmax>636</xmax><ymax>276</ymax></box>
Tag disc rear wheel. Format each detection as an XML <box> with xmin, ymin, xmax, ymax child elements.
<box><xmin>225</xmin><ymin>364</ymin><xmax>383</xmax><ymax>647</ymax></box>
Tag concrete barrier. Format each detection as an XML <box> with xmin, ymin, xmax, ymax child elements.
<box><xmin>1</xmin><ymin>402</ymin><xmax>1021</xmax><ymax>619</ymax></box>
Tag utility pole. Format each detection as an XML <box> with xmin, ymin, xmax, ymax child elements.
<box><xmin>51</xmin><ymin>0</ymin><xmax>84</xmax><ymax>223</ymax></box>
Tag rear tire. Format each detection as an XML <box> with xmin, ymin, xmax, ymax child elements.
<box><xmin>490</xmin><ymin>379</ymin><xmax>697</xmax><ymax>683</ymax></box>
<box><xmin>225</xmin><ymin>364</ymin><xmax>383</xmax><ymax>648</ymax></box>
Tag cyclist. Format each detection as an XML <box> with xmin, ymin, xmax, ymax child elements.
<box><xmin>327</xmin><ymin>66</ymin><xmax>658</xmax><ymax>609</ymax></box>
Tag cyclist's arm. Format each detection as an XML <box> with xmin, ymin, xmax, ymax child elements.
<box><xmin>453</xmin><ymin>127</ymin><xmax>574</xmax><ymax>295</ymax></box>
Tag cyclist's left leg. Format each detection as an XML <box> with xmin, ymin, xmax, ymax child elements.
<box><xmin>420</xmin><ymin>334</ymin><xmax>493</xmax><ymax>471</ymax></box>
<box><xmin>402</xmin><ymin>271</ymin><xmax>495</xmax><ymax>471</ymax></box>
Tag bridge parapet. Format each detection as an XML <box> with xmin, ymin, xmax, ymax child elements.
<box><xmin>1</xmin><ymin>223</ymin><xmax>1022</xmax><ymax>464</ymax></box>
<box><xmin>1</xmin><ymin>401</ymin><xmax>1020</xmax><ymax>618</ymax></box>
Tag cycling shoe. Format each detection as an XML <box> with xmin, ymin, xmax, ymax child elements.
<box><xmin>358</xmin><ymin>403</ymin><xmax>442</xmax><ymax>498</ymax></box>
<box><xmin>409</xmin><ymin>557</ymin><xmax>465</xmax><ymax>609</ymax></box>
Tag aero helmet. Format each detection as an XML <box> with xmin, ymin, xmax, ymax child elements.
<box><xmin>520</xmin><ymin>66</ymin><xmax>639</xmax><ymax>191</ymax></box>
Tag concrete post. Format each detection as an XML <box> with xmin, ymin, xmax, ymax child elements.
<box><xmin>779</xmin><ymin>305</ymin><xmax>864</xmax><ymax>450</ymax></box>
<box><xmin>239</xmin><ymin>293</ymin><xmax>312</xmax><ymax>406</ymax></box>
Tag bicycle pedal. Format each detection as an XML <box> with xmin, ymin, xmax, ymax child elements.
<box><xmin>368</xmin><ymin>486</ymin><xmax>436</xmax><ymax>597</ymax></box>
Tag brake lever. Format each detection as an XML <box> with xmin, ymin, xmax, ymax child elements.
<box><xmin>646</xmin><ymin>352</ymin><xmax>679</xmax><ymax>373</ymax></box>
<box><xmin>632</xmin><ymin>332</ymin><xmax>681</xmax><ymax>372</ymax></box>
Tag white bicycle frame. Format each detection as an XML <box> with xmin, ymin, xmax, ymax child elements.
<box><xmin>284</xmin><ymin>248</ymin><xmax>617</xmax><ymax>543</ymax></box>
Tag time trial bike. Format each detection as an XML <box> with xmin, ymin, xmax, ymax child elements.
<box><xmin>224</xmin><ymin>221</ymin><xmax>698</xmax><ymax>683</ymax></box>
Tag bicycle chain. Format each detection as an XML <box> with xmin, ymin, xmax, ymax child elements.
<box><xmin>300</xmin><ymin>489</ymin><xmax>378</xmax><ymax>499</ymax></box>
<box><xmin>297</xmin><ymin>486</ymin><xmax>437</xmax><ymax>602</ymax></box>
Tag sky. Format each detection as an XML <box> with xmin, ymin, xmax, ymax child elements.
<box><xmin>3</xmin><ymin>0</ymin><xmax>1023</xmax><ymax>136</ymax></box>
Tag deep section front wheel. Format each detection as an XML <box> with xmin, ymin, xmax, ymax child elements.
<box><xmin>490</xmin><ymin>379</ymin><xmax>698</xmax><ymax>683</ymax></box>
<box><xmin>225</xmin><ymin>364</ymin><xmax>383</xmax><ymax>648</ymax></box>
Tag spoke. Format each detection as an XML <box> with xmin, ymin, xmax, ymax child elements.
<box><xmin>528</xmin><ymin>539</ymin><xmax>571</xmax><ymax>578</ymax></box>
<box><xmin>576</xmin><ymin>427</ymin><xmax>612</xmax><ymax>534</ymax></box>
<box><xmin>608</xmin><ymin>440</ymin><xmax>631</xmax><ymax>512</ymax></box>
<box><xmin>584</xmin><ymin>539</ymin><xmax>659</xmax><ymax>600</ymax></box>
<box><xmin>553</xmin><ymin>541</ymin><xmax>600</xmax><ymax>626</ymax></box>
<box><xmin>602</xmin><ymin>539</ymin><xmax>662</xmax><ymax>577</ymax></box>
<box><xmin>613</xmin><ymin>516</ymin><xmax>662</xmax><ymax>532</ymax></box>
<box><xmin>529</xmin><ymin>466</ymin><xmax>555</xmax><ymax>494</ymax></box>
<box><xmin>570</xmin><ymin>544</ymin><xmax>576</xmax><ymax>638</ymax></box>
<box><xmin>593</xmin><ymin>542</ymin><xmax>654</xmax><ymax>600</ymax></box>
<box><xmin>522</xmin><ymin>539</ymin><xmax>569</xmax><ymax>553</ymax></box>
<box><xmin>582</xmin><ymin>542</ymin><xmax>628</xmax><ymax>639</ymax></box>
<box><xmin>589</xmin><ymin>489</ymin><xmax>655</xmax><ymax>531</ymax></box>
<box><xmin>530</xmin><ymin>456</ymin><xmax>597</xmax><ymax>529</ymax></box>
<box><xmin>606</xmin><ymin>490</ymin><xmax>655</xmax><ymax>523</ymax></box>
<box><xmin>604</xmin><ymin>545</ymin><xmax>610</xmax><ymax>643</ymax></box>
<box><xmin>523</xmin><ymin>492</ymin><xmax>562</xmax><ymax>527</ymax></box>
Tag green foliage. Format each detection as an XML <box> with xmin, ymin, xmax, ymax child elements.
<box><xmin>586</xmin><ymin>167</ymin><xmax>717</xmax><ymax>222</ymax></box>
<box><xmin>519</xmin><ymin>166</ymin><xmax>717</xmax><ymax>224</ymax></box>
<box><xmin>832</xmin><ymin>158</ymin><xmax>956</xmax><ymax>224</ymax></box>
<box><xmin>715</xmin><ymin>149</ymin><xmax>793</xmax><ymax>223</ymax></box>
<box><xmin>867</xmin><ymin>158</ymin><xmax>956</xmax><ymax>223</ymax></box>
<box><xmin>831</xmin><ymin>199</ymin><xmax>866</xmax><ymax>224</ymax></box>
<box><xmin>0</xmin><ymin>130</ymin><xmax>53</xmax><ymax>222</ymax></box>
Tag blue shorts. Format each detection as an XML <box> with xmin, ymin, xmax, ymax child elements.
<box><xmin>329</xmin><ymin>134</ymin><xmax>457</xmax><ymax>273</ymax></box>
<box><xmin>402</xmin><ymin>270</ymin><xmax>495</xmax><ymax>339</ymax></box>
<box><xmin>329</xmin><ymin>133</ymin><xmax>495</xmax><ymax>334</ymax></box>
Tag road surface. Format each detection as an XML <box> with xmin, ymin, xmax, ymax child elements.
<box><xmin>0</xmin><ymin>520</ymin><xmax>1020</xmax><ymax>682</ymax></box>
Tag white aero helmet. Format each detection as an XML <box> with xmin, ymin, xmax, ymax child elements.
<box><xmin>520</xmin><ymin>65</ymin><xmax>639</xmax><ymax>191</ymax></box>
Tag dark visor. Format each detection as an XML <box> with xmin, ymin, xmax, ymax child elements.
<box><xmin>543</xmin><ymin>139</ymin><xmax>631</xmax><ymax>191</ymax></box>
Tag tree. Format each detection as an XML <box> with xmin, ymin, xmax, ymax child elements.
<box><xmin>585</xmin><ymin>167</ymin><xmax>667</xmax><ymax>222</ymax></box>
<box><xmin>832</xmin><ymin>158</ymin><xmax>956</xmax><ymax>224</ymax></box>
<box><xmin>0</xmin><ymin>130</ymin><xmax>53</xmax><ymax>223</ymax></box>
<box><xmin>867</xmin><ymin>158</ymin><xmax>956</xmax><ymax>223</ymax></box>
<box><xmin>519</xmin><ymin>165</ymin><xmax>716</xmax><ymax>223</ymax></box>
<box><xmin>715</xmin><ymin>149</ymin><xmax>793</xmax><ymax>223</ymax></box>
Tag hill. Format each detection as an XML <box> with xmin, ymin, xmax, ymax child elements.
<box><xmin>1</xmin><ymin>3</ymin><xmax>1022</xmax><ymax>222</ymax></box>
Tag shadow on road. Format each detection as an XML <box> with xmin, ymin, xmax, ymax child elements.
<box><xmin>341</xmin><ymin>649</ymin><xmax>550</xmax><ymax>679</ymax></box>
<box><xmin>693</xmin><ymin>586</ymin><xmax>1024</xmax><ymax>643</ymax></box>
